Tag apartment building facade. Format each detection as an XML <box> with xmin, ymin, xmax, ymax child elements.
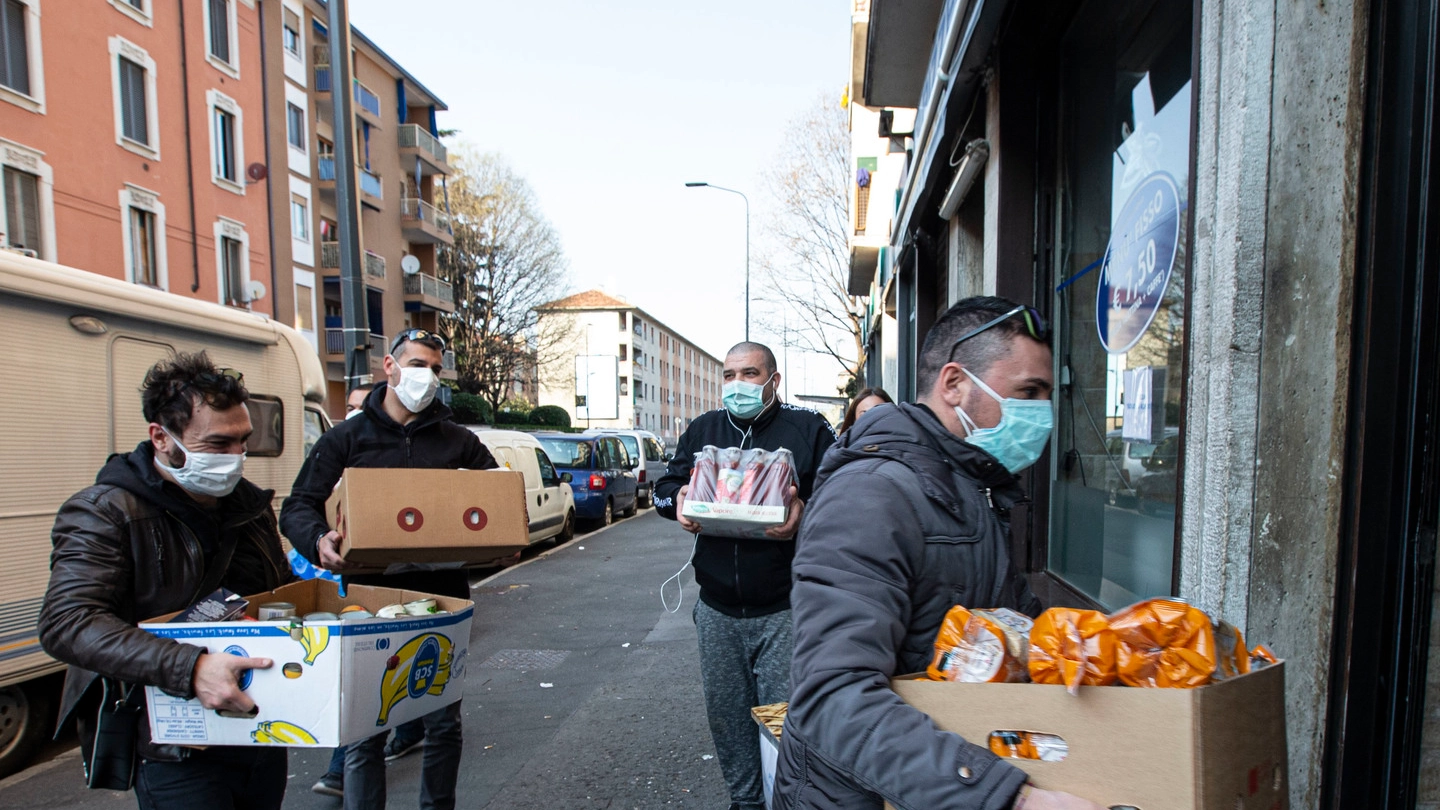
<box><xmin>535</xmin><ymin>290</ymin><xmax>723</xmax><ymax>446</ymax></box>
<box><xmin>260</xmin><ymin>0</ymin><xmax>456</xmax><ymax>417</ymax></box>
<box><xmin>1</xmin><ymin>0</ymin><xmax>271</xmax><ymax>310</ymax></box>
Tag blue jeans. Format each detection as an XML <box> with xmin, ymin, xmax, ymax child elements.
<box><xmin>344</xmin><ymin>700</ymin><xmax>463</xmax><ymax>810</ymax></box>
<box><xmin>135</xmin><ymin>747</ymin><xmax>286</xmax><ymax>810</ymax></box>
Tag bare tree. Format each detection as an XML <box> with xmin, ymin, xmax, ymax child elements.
<box><xmin>440</xmin><ymin>149</ymin><xmax>572</xmax><ymax>411</ymax></box>
<box><xmin>756</xmin><ymin>96</ymin><xmax>865</xmax><ymax>394</ymax></box>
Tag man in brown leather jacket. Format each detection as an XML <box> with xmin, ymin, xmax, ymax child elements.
<box><xmin>39</xmin><ymin>352</ymin><xmax>292</xmax><ymax>809</ymax></box>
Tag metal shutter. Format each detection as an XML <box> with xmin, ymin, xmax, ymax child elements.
<box><xmin>208</xmin><ymin>0</ymin><xmax>229</xmax><ymax>64</ymax></box>
<box><xmin>3</xmin><ymin>167</ymin><xmax>40</xmax><ymax>251</ymax></box>
<box><xmin>120</xmin><ymin>58</ymin><xmax>148</xmax><ymax>144</ymax></box>
<box><xmin>1</xmin><ymin>0</ymin><xmax>29</xmax><ymax>95</ymax></box>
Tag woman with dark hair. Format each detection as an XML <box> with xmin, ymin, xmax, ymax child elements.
<box><xmin>839</xmin><ymin>387</ymin><xmax>893</xmax><ymax>434</ymax></box>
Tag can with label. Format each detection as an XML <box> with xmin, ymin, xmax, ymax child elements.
<box><xmin>376</xmin><ymin>604</ymin><xmax>407</xmax><ymax>619</ymax></box>
<box><xmin>403</xmin><ymin>598</ymin><xmax>438</xmax><ymax>616</ymax></box>
<box><xmin>303</xmin><ymin>611</ymin><xmax>339</xmax><ymax>622</ymax></box>
<box><xmin>257</xmin><ymin>602</ymin><xmax>297</xmax><ymax>621</ymax></box>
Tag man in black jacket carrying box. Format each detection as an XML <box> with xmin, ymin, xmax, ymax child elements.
<box><xmin>39</xmin><ymin>352</ymin><xmax>292</xmax><ymax>808</ymax></box>
<box><xmin>280</xmin><ymin>328</ymin><xmax>496</xmax><ymax>810</ymax></box>
<box><xmin>654</xmin><ymin>341</ymin><xmax>836</xmax><ymax>810</ymax></box>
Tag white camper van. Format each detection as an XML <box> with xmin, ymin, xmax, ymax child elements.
<box><xmin>0</xmin><ymin>251</ymin><xmax>331</xmax><ymax>775</ymax></box>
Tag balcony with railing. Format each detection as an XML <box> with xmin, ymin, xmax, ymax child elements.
<box><xmin>400</xmin><ymin>196</ymin><xmax>454</xmax><ymax>246</ymax></box>
<box><xmin>317</xmin><ymin>155</ymin><xmax>336</xmax><ymax>182</ymax></box>
<box><xmin>364</xmin><ymin>250</ymin><xmax>385</xmax><ymax>280</ymax></box>
<box><xmin>320</xmin><ymin>242</ymin><xmax>340</xmax><ymax>272</ymax></box>
<box><xmin>313</xmin><ymin>45</ymin><xmax>332</xmax><ymax>92</ymax></box>
<box><xmin>398</xmin><ymin>124</ymin><xmax>450</xmax><ymax>176</ymax></box>
<box><xmin>353</xmin><ymin>81</ymin><xmax>382</xmax><ymax>122</ymax></box>
<box><xmin>359</xmin><ymin>168</ymin><xmax>383</xmax><ymax>208</ymax></box>
<box><xmin>402</xmin><ymin>271</ymin><xmax>455</xmax><ymax>313</ymax></box>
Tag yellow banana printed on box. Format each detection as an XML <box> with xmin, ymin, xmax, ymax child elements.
<box><xmin>298</xmin><ymin>624</ymin><xmax>331</xmax><ymax>665</ymax></box>
<box><xmin>250</xmin><ymin>719</ymin><xmax>319</xmax><ymax>745</ymax></box>
<box><xmin>376</xmin><ymin>633</ymin><xmax>454</xmax><ymax>725</ymax></box>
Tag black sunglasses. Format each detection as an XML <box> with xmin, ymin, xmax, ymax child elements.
<box><xmin>948</xmin><ymin>306</ymin><xmax>1050</xmax><ymax>362</ymax></box>
<box><xmin>389</xmin><ymin>328</ymin><xmax>447</xmax><ymax>354</ymax></box>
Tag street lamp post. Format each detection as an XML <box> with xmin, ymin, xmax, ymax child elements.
<box><xmin>685</xmin><ymin>182</ymin><xmax>750</xmax><ymax>341</ymax></box>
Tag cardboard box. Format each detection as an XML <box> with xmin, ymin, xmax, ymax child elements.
<box><xmin>681</xmin><ymin>500</ymin><xmax>786</xmax><ymax>539</ymax></box>
<box><xmin>328</xmin><ymin>468</ymin><xmax>529</xmax><ymax>570</ymax></box>
<box><xmin>752</xmin><ymin>703</ymin><xmax>788</xmax><ymax>810</ymax></box>
<box><xmin>140</xmin><ymin>580</ymin><xmax>473</xmax><ymax>747</ymax></box>
<box><xmin>889</xmin><ymin>663</ymin><xmax>1288</xmax><ymax>810</ymax></box>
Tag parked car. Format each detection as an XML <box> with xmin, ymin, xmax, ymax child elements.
<box><xmin>1103</xmin><ymin>426</ymin><xmax>1179</xmax><ymax>508</ymax></box>
<box><xmin>469</xmin><ymin>429</ymin><xmax>576</xmax><ymax>545</ymax></box>
<box><xmin>535</xmin><ymin>433</ymin><xmax>639</xmax><ymax>528</ymax></box>
<box><xmin>583</xmin><ymin>429</ymin><xmax>668</xmax><ymax>507</ymax></box>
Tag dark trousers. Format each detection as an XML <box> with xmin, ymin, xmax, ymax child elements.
<box><xmin>344</xmin><ymin>700</ymin><xmax>463</xmax><ymax>810</ymax></box>
<box><xmin>135</xmin><ymin>747</ymin><xmax>287</xmax><ymax>810</ymax></box>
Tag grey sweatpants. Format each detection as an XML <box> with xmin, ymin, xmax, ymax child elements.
<box><xmin>693</xmin><ymin>599</ymin><xmax>793</xmax><ymax>810</ymax></box>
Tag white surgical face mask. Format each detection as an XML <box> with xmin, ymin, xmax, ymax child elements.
<box><xmin>155</xmin><ymin>429</ymin><xmax>246</xmax><ymax>497</ymax></box>
<box><xmin>394</xmin><ymin>366</ymin><xmax>439</xmax><ymax>413</ymax></box>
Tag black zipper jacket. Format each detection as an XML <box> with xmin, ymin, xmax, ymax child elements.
<box><xmin>39</xmin><ymin>441</ymin><xmax>291</xmax><ymax>761</ymax></box>
<box><xmin>278</xmin><ymin>384</ymin><xmax>497</xmax><ymax>598</ymax></box>
<box><xmin>653</xmin><ymin>402</ymin><xmax>837</xmax><ymax>617</ymax></box>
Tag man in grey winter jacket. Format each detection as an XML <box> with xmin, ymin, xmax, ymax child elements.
<box><xmin>774</xmin><ymin>297</ymin><xmax>1103</xmax><ymax>810</ymax></box>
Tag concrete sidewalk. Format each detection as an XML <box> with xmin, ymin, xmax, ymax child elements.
<box><xmin>0</xmin><ymin>511</ymin><xmax>728</xmax><ymax>809</ymax></box>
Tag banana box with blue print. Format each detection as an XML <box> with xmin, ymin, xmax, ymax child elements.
<box><xmin>139</xmin><ymin>579</ymin><xmax>473</xmax><ymax>747</ymax></box>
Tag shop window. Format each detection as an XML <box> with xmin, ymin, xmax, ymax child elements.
<box><xmin>1046</xmin><ymin>0</ymin><xmax>1193</xmax><ymax>608</ymax></box>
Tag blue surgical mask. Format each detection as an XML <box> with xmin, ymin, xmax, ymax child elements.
<box><xmin>723</xmin><ymin>376</ymin><xmax>774</xmax><ymax>420</ymax></box>
<box><xmin>955</xmin><ymin>369</ymin><xmax>1053</xmax><ymax>473</ymax></box>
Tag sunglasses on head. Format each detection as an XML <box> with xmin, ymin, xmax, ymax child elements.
<box><xmin>948</xmin><ymin>305</ymin><xmax>1050</xmax><ymax>362</ymax></box>
<box><xmin>389</xmin><ymin>328</ymin><xmax>447</xmax><ymax>354</ymax></box>
<box><xmin>199</xmin><ymin>367</ymin><xmax>244</xmax><ymax>385</ymax></box>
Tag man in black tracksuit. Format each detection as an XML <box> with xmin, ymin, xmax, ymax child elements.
<box><xmin>280</xmin><ymin>329</ymin><xmax>496</xmax><ymax>810</ymax></box>
<box><xmin>654</xmin><ymin>341</ymin><xmax>836</xmax><ymax>810</ymax></box>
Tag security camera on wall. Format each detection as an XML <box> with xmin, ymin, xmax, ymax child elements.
<box><xmin>401</xmin><ymin>255</ymin><xmax>421</xmax><ymax>276</ymax></box>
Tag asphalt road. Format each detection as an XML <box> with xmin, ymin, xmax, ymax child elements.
<box><xmin>0</xmin><ymin>510</ymin><xmax>730</xmax><ymax>809</ymax></box>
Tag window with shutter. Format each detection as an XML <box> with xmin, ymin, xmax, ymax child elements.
<box><xmin>220</xmin><ymin>236</ymin><xmax>244</xmax><ymax>305</ymax></box>
<box><xmin>130</xmin><ymin>207</ymin><xmax>157</xmax><ymax>286</ymax></box>
<box><xmin>119</xmin><ymin>58</ymin><xmax>148</xmax><ymax>145</ymax></box>
<box><xmin>0</xmin><ymin>0</ymin><xmax>29</xmax><ymax>96</ymax></box>
<box><xmin>282</xmin><ymin>9</ymin><xmax>300</xmax><ymax>56</ymax></box>
<box><xmin>3</xmin><ymin>166</ymin><xmax>39</xmax><ymax>252</ymax></box>
<box><xmin>208</xmin><ymin>0</ymin><xmax>231</xmax><ymax>64</ymax></box>
<box><xmin>213</xmin><ymin>108</ymin><xmax>236</xmax><ymax>182</ymax></box>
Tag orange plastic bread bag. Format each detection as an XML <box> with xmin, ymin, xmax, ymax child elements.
<box><xmin>1109</xmin><ymin>598</ymin><xmax>1217</xmax><ymax>688</ymax></box>
<box><xmin>1028</xmin><ymin>607</ymin><xmax>1118</xmax><ymax>694</ymax></box>
<box><xmin>928</xmin><ymin>606</ymin><xmax>1032</xmax><ymax>683</ymax></box>
<box><xmin>1212</xmin><ymin>620</ymin><xmax>1251</xmax><ymax>681</ymax></box>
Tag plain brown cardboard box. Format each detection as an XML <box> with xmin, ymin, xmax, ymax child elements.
<box><xmin>326</xmin><ymin>468</ymin><xmax>529</xmax><ymax>571</ymax></box>
<box><xmin>888</xmin><ymin>663</ymin><xmax>1288</xmax><ymax>810</ymax></box>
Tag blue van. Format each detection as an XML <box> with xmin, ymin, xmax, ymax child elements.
<box><xmin>535</xmin><ymin>433</ymin><xmax>639</xmax><ymax>527</ymax></box>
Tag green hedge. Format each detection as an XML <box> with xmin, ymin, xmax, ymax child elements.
<box><xmin>450</xmin><ymin>392</ymin><xmax>493</xmax><ymax>425</ymax></box>
<box><xmin>527</xmin><ymin>405</ymin><xmax>572</xmax><ymax>428</ymax></box>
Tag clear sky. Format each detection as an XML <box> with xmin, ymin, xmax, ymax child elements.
<box><xmin>347</xmin><ymin>0</ymin><xmax>852</xmax><ymax>395</ymax></box>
